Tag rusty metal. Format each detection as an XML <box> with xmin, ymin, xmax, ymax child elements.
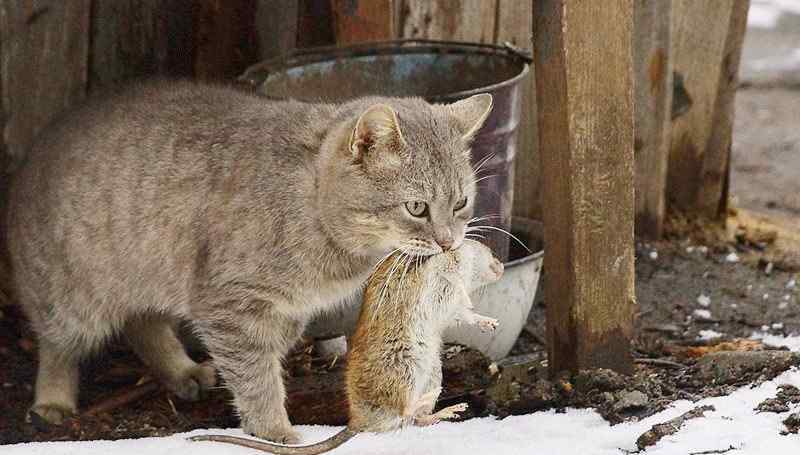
<box><xmin>241</xmin><ymin>39</ymin><xmax>529</xmax><ymax>261</ymax></box>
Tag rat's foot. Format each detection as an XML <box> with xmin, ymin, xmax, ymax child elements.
<box><xmin>244</xmin><ymin>421</ymin><xmax>301</xmax><ymax>445</ymax></box>
<box><xmin>27</xmin><ymin>403</ymin><xmax>75</xmax><ymax>426</ymax></box>
<box><xmin>167</xmin><ymin>362</ymin><xmax>217</xmax><ymax>401</ymax></box>
<box><xmin>474</xmin><ymin>315</ymin><xmax>499</xmax><ymax>332</ymax></box>
<box><xmin>413</xmin><ymin>403</ymin><xmax>469</xmax><ymax>427</ymax></box>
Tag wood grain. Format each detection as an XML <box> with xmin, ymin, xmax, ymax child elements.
<box><xmin>496</xmin><ymin>0</ymin><xmax>540</xmax><ymax>222</ymax></box>
<box><xmin>332</xmin><ymin>0</ymin><xmax>395</xmax><ymax>44</ymax></box>
<box><xmin>89</xmin><ymin>0</ymin><xmax>194</xmax><ymax>91</ymax></box>
<box><xmin>533</xmin><ymin>0</ymin><xmax>636</xmax><ymax>374</ymax></box>
<box><xmin>255</xmin><ymin>0</ymin><xmax>300</xmax><ymax>59</ymax></box>
<box><xmin>398</xmin><ymin>0</ymin><xmax>496</xmax><ymax>43</ymax></box>
<box><xmin>667</xmin><ymin>0</ymin><xmax>749</xmax><ymax>218</ymax></box>
<box><xmin>633</xmin><ymin>0</ymin><xmax>673</xmax><ymax>238</ymax></box>
<box><xmin>0</xmin><ymin>0</ymin><xmax>90</xmax><ymax>160</ymax></box>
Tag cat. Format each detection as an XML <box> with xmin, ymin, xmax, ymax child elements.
<box><xmin>5</xmin><ymin>79</ymin><xmax>492</xmax><ymax>443</ymax></box>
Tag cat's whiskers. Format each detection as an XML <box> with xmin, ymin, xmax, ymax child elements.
<box><xmin>466</xmin><ymin>224</ymin><xmax>531</xmax><ymax>253</ymax></box>
<box><xmin>472</xmin><ymin>152</ymin><xmax>497</xmax><ymax>176</ymax></box>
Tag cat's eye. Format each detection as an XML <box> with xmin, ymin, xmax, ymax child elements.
<box><xmin>405</xmin><ymin>201</ymin><xmax>428</xmax><ymax>217</ymax></box>
<box><xmin>454</xmin><ymin>196</ymin><xmax>468</xmax><ymax>212</ymax></box>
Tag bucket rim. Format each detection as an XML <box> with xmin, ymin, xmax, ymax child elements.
<box><xmin>240</xmin><ymin>39</ymin><xmax>531</xmax><ymax>102</ymax></box>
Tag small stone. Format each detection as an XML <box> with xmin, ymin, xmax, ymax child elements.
<box><xmin>772</xmin><ymin>323</ymin><xmax>784</xmax><ymax>330</ymax></box>
<box><xmin>649</xmin><ymin>251</ymin><xmax>658</xmax><ymax>260</ymax></box>
<box><xmin>764</xmin><ymin>262</ymin><xmax>774</xmax><ymax>275</ymax></box>
<box><xmin>692</xmin><ymin>309</ymin><xmax>712</xmax><ymax>320</ymax></box>
<box><xmin>763</xmin><ymin>293</ymin><xmax>770</xmax><ymax>300</ymax></box>
<box><xmin>697</xmin><ymin>294</ymin><xmax>711</xmax><ymax>307</ymax></box>
<box><xmin>725</xmin><ymin>252</ymin><xmax>740</xmax><ymax>263</ymax></box>
<box><xmin>488</xmin><ymin>362</ymin><xmax>499</xmax><ymax>376</ymax></box>
<box><xmin>779</xmin><ymin>301</ymin><xmax>790</xmax><ymax>310</ymax></box>
<box><xmin>614</xmin><ymin>390</ymin><xmax>649</xmax><ymax>412</ymax></box>
<box><xmin>787</xmin><ymin>279</ymin><xmax>797</xmax><ymax>290</ymax></box>
<box><xmin>698</xmin><ymin>330</ymin><xmax>723</xmax><ymax>340</ymax></box>
<box><xmin>782</xmin><ymin>412</ymin><xmax>800</xmax><ymax>435</ymax></box>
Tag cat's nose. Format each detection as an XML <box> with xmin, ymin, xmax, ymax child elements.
<box><xmin>437</xmin><ymin>237</ymin><xmax>454</xmax><ymax>251</ymax></box>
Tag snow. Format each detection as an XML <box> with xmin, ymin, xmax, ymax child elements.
<box><xmin>5</xmin><ymin>335</ymin><xmax>800</xmax><ymax>455</ymax></box>
<box><xmin>749</xmin><ymin>0</ymin><xmax>800</xmax><ymax>28</ymax></box>
<box><xmin>698</xmin><ymin>329</ymin><xmax>724</xmax><ymax>340</ymax></box>
<box><xmin>692</xmin><ymin>309</ymin><xmax>713</xmax><ymax>320</ymax></box>
<box><xmin>697</xmin><ymin>294</ymin><xmax>711</xmax><ymax>307</ymax></box>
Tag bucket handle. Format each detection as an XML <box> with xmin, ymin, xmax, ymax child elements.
<box><xmin>238</xmin><ymin>39</ymin><xmax>533</xmax><ymax>88</ymax></box>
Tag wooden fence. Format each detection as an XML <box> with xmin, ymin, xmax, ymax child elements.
<box><xmin>0</xmin><ymin>1</ymin><xmax>749</xmax><ymax>372</ymax></box>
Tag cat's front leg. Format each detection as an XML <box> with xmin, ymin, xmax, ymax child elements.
<box><xmin>196</xmin><ymin>297</ymin><xmax>306</xmax><ymax>444</ymax></box>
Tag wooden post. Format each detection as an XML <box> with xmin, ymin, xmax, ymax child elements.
<box><xmin>633</xmin><ymin>0</ymin><xmax>673</xmax><ymax>239</ymax></box>
<box><xmin>255</xmin><ymin>0</ymin><xmax>299</xmax><ymax>59</ymax></box>
<box><xmin>398</xmin><ymin>0</ymin><xmax>495</xmax><ymax>43</ymax></box>
<box><xmin>533</xmin><ymin>0</ymin><xmax>636</xmax><ymax>374</ymax></box>
<box><xmin>331</xmin><ymin>0</ymin><xmax>395</xmax><ymax>44</ymax></box>
<box><xmin>89</xmin><ymin>0</ymin><xmax>194</xmax><ymax>91</ymax></box>
<box><xmin>667</xmin><ymin>0</ymin><xmax>750</xmax><ymax>218</ymax></box>
<box><xmin>495</xmin><ymin>0</ymin><xmax>542</xmax><ymax>223</ymax></box>
<box><xmin>193</xmin><ymin>0</ymin><xmax>260</xmax><ymax>81</ymax></box>
<box><xmin>0</xmin><ymin>0</ymin><xmax>90</xmax><ymax>160</ymax></box>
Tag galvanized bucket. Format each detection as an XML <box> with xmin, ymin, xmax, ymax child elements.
<box><xmin>240</xmin><ymin>39</ymin><xmax>530</xmax><ymax>261</ymax></box>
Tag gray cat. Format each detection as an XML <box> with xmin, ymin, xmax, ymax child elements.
<box><xmin>5</xmin><ymin>80</ymin><xmax>492</xmax><ymax>443</ymax></box>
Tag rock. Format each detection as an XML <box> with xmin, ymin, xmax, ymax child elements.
<box><xmin>614</xmin><ymin>390</ymin><xmax>649</xmax><ymax>412</ymax></box>
<box><xmin>573</xmin><ymin>369</ymin><xmax>626</xmax><ymax>394</ymax></box>
<box><xmin>755</xmin><ymin>384</ymin><xmax>800</xmax><ymax>413</ymax></box>
<box><xmin>692</xmin><ymin>351</ymin><xmax>800</xmax><ymax>386</ymax></box>
<box><xmin>782</xmin><ymin>412</ymin><xmax>800</xmax><ymax>435</ymax></box>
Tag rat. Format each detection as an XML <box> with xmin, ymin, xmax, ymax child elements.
<box><xmin>189</xmin><ymin>239</ymin><xmax>504</xmax><ymax>454</ymax></box>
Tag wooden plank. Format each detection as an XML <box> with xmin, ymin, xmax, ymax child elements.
<box><xmin>533</xmin><ymin>0</ymin><xmax>636</xmax><ymax>374</ymax></box>
<box><xmin>696</xmin><ymin>1</ymin><xmax>749</xmax><ymax>217</ymax></box>
<box><xmin>89</xmin><ymin>0</ymin><xmax>194</xmax><ymax>91</ymax></box>
<box><xmin>0</xmin><ymin>0</ymin><xmax>90</xmax><ymax>160</ymax></box>
<box><xmin>331</xmin><ymin>0</ymin><xmax>395</xmax><ymax>44</ymax></box>
<box><xmin>193</xmin><ymin>0</ymin><xmax>260</xmax><ymax>81</ymax></box>
<box><xmin>667</xmin><ymin>0</ymin><xmax>749</xmax><ymax>217</ymax></box>
<box><xmin>398</xmin><ymin>0</ymin><xmax>495</xmax><ymax>43</ymax></box>
<box><xmin>255</xmin><ymin>0</ymin><xmax>299</xmax><ymax>59</ymax></box>
<box><xmin>495</xmin><ymin>0</ymin><xmax>541</xmax><ymax>222</ymax></box>
<box><xmin>633</xmin><ymin>0</ymin><xmax>673</xmax><ymax>239</ymax></box>
<box><xmin>296</xmin><ymin>0</ymin><xmax>335</xmax><ymax>48</ymax></box>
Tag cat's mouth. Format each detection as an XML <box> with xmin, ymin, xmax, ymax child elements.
<box><xmin>401</xmin><ymin>239</ymin><xmax>441</xmax><ymax>257</ymax></box>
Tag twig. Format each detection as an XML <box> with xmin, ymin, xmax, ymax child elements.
<box><xmin>689</xmin><ymin>445</ymin><xmax>738</xmax><ymax>455</ymax></box>
<box><xmin>636</xmin><ymin>405</ymin><xmax>715</xmax><ymax>450</ymax></box>
<box><xmin>634</xmin><ymin>358</ymin><xmax>686</xmax><ymax>369</ymax></box>
<box><xmin>83</xmin><ymin>378</ymin><xmax>160</xmax><ymax>416</ymax></box>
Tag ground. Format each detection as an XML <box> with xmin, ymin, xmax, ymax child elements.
<box><xmin>2</xmin><ymin>2</ymin><xmax>800</xmax><ymax>453</ymax></box>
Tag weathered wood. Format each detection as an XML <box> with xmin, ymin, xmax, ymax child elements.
<box><xmin>633</xmin><ymin>0</ymin><xmax>673</xmax><ymax>239</ymax></box>
<box><xmin>696</xmin><ymin>1</ymin><xmax>749</xmax><ymax>218</ymax></box>
<box><xmin>193</xmin><ymin>0</ymin><xmax>260</xmax><ymax>81</ymax></box>
<box><xmin>255</xmin><ymin>0</ymin><xmax>299</xmax><ymax>59</ymax></box>
<box><xmin>296</xmin><ymin>0</ymin><xmax>336</xmax><ymax>48</ymax></box>
<box><xmin>89</xmin><ymin>0</ymin><xmax>194</xmax><ymax>91</ymax></box>
<box><xmin>0</xmin><ymin>0</ymin><xmax>90</xmax><ymax>160</ymax></box>
<box><xmin>495</xmin><ymin>0</ymin><xmax>541</xmax><ymax>222</ymax></box>
<box><xmin>667</xmin><ymin>0</ymin><xmax>750</xmax><ymax>218</ymax></box>
<box><xmin>398</xmin><ymin>0</ymin><xmax>495</xmax><ymax>43</ymax></box>
<box><xmin>332</xmin><ymin>0</ymin><xmax>395</xmax><ymax>44</ymax></box>
<box><xmin>533</xmin><ymin>0</ymin><xmax>636</xmax><ymax>374</ymax></box>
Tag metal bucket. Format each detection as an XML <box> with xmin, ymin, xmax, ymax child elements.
<box><xmin>240</xmin><ymin>40</ymin><xmax>530</xmax><ymax>261</ymax></box>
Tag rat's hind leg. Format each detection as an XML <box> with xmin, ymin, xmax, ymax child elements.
<box><xmin>124</xmin><ymin>314</ymin><xmax>216</xmax><ymax>401</ymax></box>
<box><xmin>29</xmin><ymin>339</ymin><xmax>81</xmax><ymax>425</ymax></box>
<box><xmin>409</xmin><ymin>388</ymin><xmax>469</xmax><ymax>427</ymax></box>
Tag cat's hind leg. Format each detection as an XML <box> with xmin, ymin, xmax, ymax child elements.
<box><xmin>124</xmin><ymin>314</ymin><xmax>216</xmax><ymax>401</ymax></box>
<box><xmin>29</xmin><ymin>339</ymin><xmax>81</xmax><ymax>425</ymax></box>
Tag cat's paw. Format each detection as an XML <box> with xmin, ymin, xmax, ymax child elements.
<box><xmin>169</xmin><ymin>362</ymin><xmax>217</xmax><ymax>401</ymax></box>
<box><xmin>27</xmin><ymin>403</ymin><xmax>75</xmax><ymax>426</ymax></box>
<box><xmin>246</xmin><ymin>424</ymin><xmax>302</xmax><ymax>445</ymax></box>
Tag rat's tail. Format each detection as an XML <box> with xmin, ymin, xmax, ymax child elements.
<box><xmin>189</xmin><ymin>428</ymin><xmax>357</xmax><ymax>455</ymax></box>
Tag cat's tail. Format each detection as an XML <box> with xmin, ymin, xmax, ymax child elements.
<box><xmin>189</xmin><ymin>428</ymin><xmax>357</xmax><ymax>455</ymax></box>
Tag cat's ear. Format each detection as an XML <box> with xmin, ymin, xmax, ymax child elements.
<box><xmin>349</xmin><ymin>104</ymin><xmax>406</xmax><ymax>163</ymax></box>
<box><xmin>447</xmin><ymin>93</ymin><xmax>493</xmax><ymax>140</ymax></box>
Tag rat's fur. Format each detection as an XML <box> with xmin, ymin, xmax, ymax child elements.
<box><xmin>5</xmin><ymin>79</ymin><xmax>492</xmax><ymax>443</ymax></box>
<box><xmin>190</xmin><ymin>239</ymin><xmax>503</xmax><ymax>454</ymax></box>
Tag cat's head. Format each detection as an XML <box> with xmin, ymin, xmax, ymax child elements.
<box><xmin>319</xmin><ymin>94</ymin><xmax>493</xmax><ymax>258</ymax></box>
